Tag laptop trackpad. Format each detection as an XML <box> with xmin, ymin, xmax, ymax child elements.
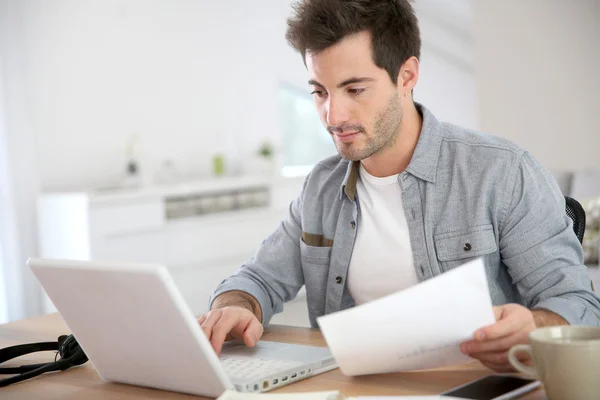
<box><xmin>221</xmin><ymin>340</ymin><xmax>331</xmax><ymax>363</ymax></box>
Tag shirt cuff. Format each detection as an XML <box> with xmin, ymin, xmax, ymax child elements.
<box><xmin>534</xmin><ymin>296</ymin><xmax>600</xmax><ymax>326</ymax></box>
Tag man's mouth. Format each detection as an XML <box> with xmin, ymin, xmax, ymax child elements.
<box><xmin>334</xmin><ymin>132</ymin><xmax>360</xmax><ymax>142</ymax></box>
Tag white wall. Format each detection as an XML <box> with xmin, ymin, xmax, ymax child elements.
<box><xmin>0</xmin><ymin>0</ymin><xmax>43</xmax><ymax>321</ymax></box>
<box><xmin>474</xmin><ymin>0</ymin><xmax>600</xmax><ymax>171</ymax></box>
<box><xmin>3</xmin><ymin>0</ymin><xmax>474</xmax><ymax>192</ymax></box>
<box><xmin>6</xmin><ymin>0</ymin><xmax>307</xmax><ymax>191</ymax></box>
<box><xmin>415</xmin><ymin>0</ymin><xmax>476</xmax><ymax>130</ymax></box>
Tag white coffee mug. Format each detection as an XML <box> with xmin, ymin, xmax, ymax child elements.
<box><xmin>508</xmin><ymin>326</ymin><xmax>600</xmax><ymax>400</ymax></box>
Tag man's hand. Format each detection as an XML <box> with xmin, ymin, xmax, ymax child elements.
<box><xmin>198</xmin><ymin>291</ymin><xmax>264</xmax><ymax>356</ymax></box>
<box><xmin>460</xmin><ymin>304</ymin><xmax>536</xmax><ymax>372</ymax></box>
<box><xmin>460</xmin><ymin>304</ymin><xmax>568</xmax><ymax>372</ymax></box>
<box><xmin>198</xmin><ymin>306</ymin><xmax>264</xmax><ymax>355</ymax></box>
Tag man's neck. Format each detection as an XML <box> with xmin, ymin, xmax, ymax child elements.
<box><xmin>360</xmin><ymin>101</ymin><xmax>423</xmax><ymax>178</ymax></box>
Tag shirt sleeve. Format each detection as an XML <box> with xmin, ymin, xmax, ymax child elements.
<box><xmin>209</xmin><ymin>175</ymin><xmax>308</xmax><ymax>325</ymax></box>
<box><xmin>499</xmin><ymin>151</ymin><xmax>600</xmax><ymax>326</ymax></box>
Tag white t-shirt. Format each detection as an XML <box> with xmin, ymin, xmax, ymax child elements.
<box><xmin>347</xmin><ymin>163</ymin><xmax>418</xmax><ymax>305</ymax></box>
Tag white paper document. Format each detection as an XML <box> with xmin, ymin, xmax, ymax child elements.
<box><xmin>351</xmin><ymin>397</ymin><xmax>460</xmax><ymax>400</ymax></box>
<box><xmin>217</xmin><ymin>390</ymin><xmax>461</xmax><ymax>400</ymax></box>
<box><xmin>216</xmin><ymin>390</ymin><xmax>341</xmax><ymax>400</ymax></box>
<box><xmin>317</xmin><ymin>259</ymin><xmax>496</xmax><ymax>376</ymax></box>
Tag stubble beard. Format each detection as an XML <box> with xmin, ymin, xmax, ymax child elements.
<box><xmin>333</xmin><ymin>92</ymin><xmax>403</xmax><ymax>161</ymax></box>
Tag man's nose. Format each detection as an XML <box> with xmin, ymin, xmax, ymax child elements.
<box><xmin>326</xmin><ymin>96</ymin><xmax>351</xmax><ymax>128</ymax></box>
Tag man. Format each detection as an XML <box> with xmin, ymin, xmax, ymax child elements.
<box><xmin>198</xmin><ymin>0</ymin><xmax>600</xmax><ymax>372</ymax></box>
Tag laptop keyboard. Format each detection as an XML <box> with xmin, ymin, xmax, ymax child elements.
<box><xmin>220</xmin><ymin>356</ymin><xmax>303</xmax><ymax>381</ymax></box>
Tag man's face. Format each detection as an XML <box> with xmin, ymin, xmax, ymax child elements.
<box><xmin>306</xmin><ymin>31</ymin><xmax>403</xmax><ymax>161</ymax></box>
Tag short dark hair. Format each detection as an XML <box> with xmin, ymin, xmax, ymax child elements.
<box><xmin>285</xmin><ymin>0</ymin><xmax>421</xmax><ymax>84</ymax></box>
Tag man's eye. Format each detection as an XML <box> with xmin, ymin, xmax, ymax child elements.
<box><xmin>311</xmin><ymin>90</ymin><xmax>325</xmax><ymax>97</ymax></box>
<box><xmin>348</xmin><ymin>88</ymin><xmax>366</xmax><ymax>95</ymax></box>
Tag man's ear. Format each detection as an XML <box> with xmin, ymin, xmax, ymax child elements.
<box><xmin>397</xmin><ymin>56</ymin><xmax>419</xmax><ymax>97</ymax></box>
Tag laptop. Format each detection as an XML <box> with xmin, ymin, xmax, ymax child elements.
<box><xmin>27</xmin><ymin>258</ymin><xmax>337</xmax><ymax>397</ymax></box>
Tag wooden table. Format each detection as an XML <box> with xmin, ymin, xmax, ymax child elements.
<box><xmin>0</xmin><ymin>314</ymin><xmax>547</xmax><ymax>399</ymax></box>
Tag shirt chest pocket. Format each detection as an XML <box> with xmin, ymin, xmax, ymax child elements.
<box><xmin>434</xmin><ymin>224</ymin><xmax>498</xmax><ymax>271</ymax></box>
<box><xmin>299</xmin><ymin>239</ymin><xmax>331</xmax><ymax>317</ymax></box>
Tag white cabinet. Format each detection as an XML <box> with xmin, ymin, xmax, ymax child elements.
<box><xmin>38</xmin><ymin>176</ymin><xmax>310</xmax><ymax>326</ymax></box>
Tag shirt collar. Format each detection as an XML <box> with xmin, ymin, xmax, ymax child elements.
<box><xmin>340</xmin><ymin>103</ymin><xmax>442</xmax><ymax>201</ymax></box>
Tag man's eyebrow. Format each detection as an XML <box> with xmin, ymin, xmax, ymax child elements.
<box><xmin>337</xmin><ymin>77</ymin><xmax>375</xmax><ymax>88</ymax></box>
<box><xmin>308</xmin><ymin>77</ymin><xmax>375</xmax><ymax>89</ymax></box>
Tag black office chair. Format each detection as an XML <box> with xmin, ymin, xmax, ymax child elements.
<box><xmin>565</xmin><ymin>196</ymin><xmax>586</xmax><ymax>244</ymax></box>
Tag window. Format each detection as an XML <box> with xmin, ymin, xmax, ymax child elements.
<box><xmin>278</xmin><ymin>83</ymin><xmax>336</xmax><ymax>177</ymax></box>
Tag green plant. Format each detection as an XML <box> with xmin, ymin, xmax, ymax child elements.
<box><xmin>257</xmin><ymin>141</ymin><xmax>273</xmax><ymax>158</ymax></box>
<box><xmin>212</xmin><ymin>153</ymin><xmax>225</xmax><ymax>176</ymax></box>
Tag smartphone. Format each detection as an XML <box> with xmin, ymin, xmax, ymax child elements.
<box><xmin>440</xmin><ymin>374</ymin><xmax>541</xmax><ymax>400</ymax></box>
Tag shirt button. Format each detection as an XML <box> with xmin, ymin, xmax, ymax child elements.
<box><xmin>464</xmin><ymin>243</ymin><xmax>472</xmax><ymax>251</ymax></box>
<box><xmin>350</xmin><ymin>221</ymin><xmax>356</xmax><ymax>229</ymax></box>
<box><xmin>335</xmin><ymin>276</ymin><xmax>343</xmax><ymax>284</ymax></box>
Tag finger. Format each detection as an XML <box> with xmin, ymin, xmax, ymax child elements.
<box><xmin>480</xmin><ymin>360</ymin><xmax>516</xmax><ymax>373</ymax></box>
<box><xmin>197</xmin><ymin>315</ymin><xmax>207</xmax><ymax>325</ymax></box>
<box><xmin>223</xmin><ymin>309</ymin><xmax>260</xmax><ymax>342</ymax></box>
<box><xmin>479</xmin><ymin>351</ymin><xmax>532</xmax><ymax>373</ymax></box>
<box><xmin>462</xmin><ymin>329</ymin><xmax>529</xmax><ymax>354</ymax></box>
<box><xmin>242</xmin><ymin>317</ymin><xmax>264</xmax><ymax>348</ymax></box>
<box><xmin>200</xmin><ymin>310</ymin><xmax>223</xmax><ymax>342</ymax></box>
<box><xmin>492</xmin><ymin>306</ymin><xmax>503</xmax><ymax>321</ymax></box>
<box><xmin>475</xmin><ymin>311</ymin><xmax>526</xmax><ymax>341</ymax></box>
<box><xmin>211</xmin><ymin>312</ymin><xmax>247</xmax><ymax>355</ymax></box>
<box><xmin>469</xmin><ymin>347</ymin><xmax>532</xmax><ymax>367</ymax></box>
<box><xmin>468</xmin><ymin>350</ymin><xmax>509</xmax><ymax>365</ymax></box>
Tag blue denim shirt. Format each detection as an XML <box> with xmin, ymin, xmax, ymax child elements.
<box><xmin>211</xmin><ymin>104</ymin><xmax>600</xmax><ymax>328</ymax></box>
